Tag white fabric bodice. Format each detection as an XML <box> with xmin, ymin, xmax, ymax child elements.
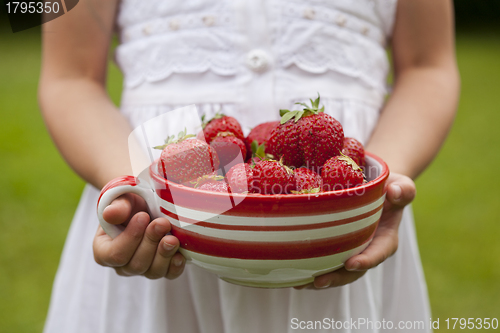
<box><xmin>115</xmin><ymin>0</ymin><xmax>397</xmax><ymax>115</ymax></box>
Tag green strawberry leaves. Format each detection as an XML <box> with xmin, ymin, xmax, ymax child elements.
<box><xmin>338</xmin><ymin>151</ymin><xmax>362</xmax><ymax>172</ymax></box>
<box><xmin>153</xmin><ymin>128</ymin><xmax>195</xmax><ymax>150</ymax></box>
<box><xmin>191</xmin><ymin>174</ymin><xmax>225</xmax><ymax>188</ymax></box>
<box><xmin>279</xmin><ymin>110</ymin><xmax>305</xmax><ymax>124</ymax></box>
<box><xmin>279</xmin><ymin>93</ymin><xmax>324</xmax><ymax>124</ymax></box>
<box><xmin>216</xmin><ymin>131</ymin><xmax>236</xmax><ymax>138</ymax></box>
<box><xmin>291</xmin><ymin>187</ymin><xmax>321</xmax><ymax>194</ymax></box>
<box><xmin>250</xmin><ymin>140</ymin><xmax>274</xmax><ymax>161</ymax></box>
<box><xmin>201</xmin><ymin>111</ymin><xmax>226</xmax><ymax>129</ymax></box>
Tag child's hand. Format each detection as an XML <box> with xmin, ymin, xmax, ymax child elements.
<box><xmin>294</xmin><ymin>172</ymin><xmax>416</xmax><ymax>289</ymax></box>
<box><xmin>93</xmin><ymin>193</ymin><xmax>186</xmax><ymax>279</ymax></box>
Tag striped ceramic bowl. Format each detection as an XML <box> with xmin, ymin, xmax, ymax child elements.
<box><xmin>97</xmin><ymin>152</ymin><xmax>389</xmax><ymax>288</ymax></box>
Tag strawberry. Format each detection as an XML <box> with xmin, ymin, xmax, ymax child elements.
<box><xmin>181</xmin><ymin>171</ymin><xmax>219</xmax><ymax>188</ymax></box>
<box><xmin>293</xmin><ymin>167</ymin><xmax>323</xmax><ymax>194</ymax></box>
<box><xmin>155</xmin><ymin>129</ymin><xmax>220</xmax><ymax>184</ymax></box>
<box><xmin>226</xmin><ymin>163</ymin><xmax>254</xmax><ymax>193</ymax></box>
<box><xmin>199</xmin><ymin>181</ymin><xmax>230</xmax><ymax>193</ymax></box>
<box><xmin>210</xmin><ymin>132</ymin><xmax>247</xmax><ymax>168</ymax></box>
<box><xmin>321</xmin><ymin>154</ymin><xmax>364</xmax><ymax>191</ymax></box>
<box><xmin>252</xmin><ymin>159</ymin><xmax>295</xmax><ymax>195</ymax></box>
<box><xmin>267</xmin><ymin>94</ymin><xmax>344</xmax><ymax>169</ymax></box>
<box><xmin>342</xmin><ymin>137</ymin><xmax>365</xmax><ymax>166</ymax></box>
<box><xmin>197</xmin><ymin>113</ymin><xmax>244</xmax><ymax>144</ymax></box>
<box><xmin>245</xmin><ymin>121</ymin><xmax>279</xmax><ymax>159</ymax></box>
<box><xmin>191</xmin><ymin>173</ymin><xmax>223</xmax><ymax>187</ymax></box>
<box><xmin>196</xmin><ymin>176</ymin><xmax>231</xmax><ymax>193</ymax></box>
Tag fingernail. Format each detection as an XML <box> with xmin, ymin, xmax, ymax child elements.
<box><xmin>315</xmin><ymin>279</ymin><xmax>331</xmax><ymax>289</ymax></box>
<box><xmin>173</xmin><ymin>256</ymin><xmax>184</xmax><ymax>267</ymax></box>
<box><xmin>347</xmin><ymin>261</ymin><xmax>361</xmax><ymax>271</ymax></box>
<box><xmin>163</xmin><ymin>241</ymin><xmax>175</xmax><ymax>251</ymax></box>
<box><xmin>138</xmin><ymin>214</ymin><xmax>149</xmax><ymax>225</ymax></box>
<box><xmin>155</xmin><ymin>224</ymin><xmax>169</xmax><ymax>235</ymax></box>
<box><xmin>391</xmin><ymin>185</ymin><xmax>402</xmax><ymax>201</ymax></box>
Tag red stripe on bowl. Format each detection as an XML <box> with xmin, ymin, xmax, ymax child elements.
<box><xmin>171</xmin><ymin>222</ymin><xmax>378</xmax><ymax>260</ymax></box>
<box><xmin>160</xmin><ymin>204</ymin><xmax>383</xmax><ymax>231</ymax></box>
<box><xmin>150</xmin><ymin>153</ymin><xmax>389</xmax><ymax>218</ymax></box>
<box><xmin>155</xmin><ymin>187</ymin><xmax>383</xmax><ymax>218</ymax></box>
<box><xmin>98</xmin><ymin>176</ymin><xmax>137</xmax><ymax>207</ymax></box>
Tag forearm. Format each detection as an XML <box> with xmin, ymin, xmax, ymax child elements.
<box><xmin>39</xmin><ymin>78</ymin><xmax>133</xmax><ymax>189</ymax></box>
<box><xmin>366</xmin><ymin>64</ymin><xmax>460</xmax><ymax>179</ymax></box>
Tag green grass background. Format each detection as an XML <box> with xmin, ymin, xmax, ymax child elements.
<box><xmin>0</xmin><ymin>26</ymin><xmax>499</xmax><ymax>332</ymax></box>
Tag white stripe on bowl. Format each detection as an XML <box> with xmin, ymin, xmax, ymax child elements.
<box><xmin>168</xmin><ymin>208</ymin><xmax>381</xmax><ymax>242</ymax></box>
<box><xmin>159</xmin><ymin>195</ymin><xmax>385</xmax><ymax>226</ymax></box>
<box><xmin>180</xmin><ymin>241</ymin><xmax>370</xmax><ymax>282</ymax></box>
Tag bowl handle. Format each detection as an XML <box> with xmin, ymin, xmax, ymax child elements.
<box><xmin>97</xmin><ymin>175</ymin><xmax>160</xmax><ymax>239</ymax></box>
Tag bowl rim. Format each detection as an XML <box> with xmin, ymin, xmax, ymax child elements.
<box><xmin>150</xmin><ymin>151</ymin><xmax>389</xmax><ymax>200</ymax></box>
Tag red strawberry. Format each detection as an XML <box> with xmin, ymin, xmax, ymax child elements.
<box><xmin>245</xmin><ymin>121</ymin><xmax>279</xmax><ymax>159</ymax></box>
<box><xmin>293</xmin><ymin>167</ymin><xmax>323</xmax><ymax>193</ymax></box>
<box><xmin>268</xmin><ymin>94</ymin><xmax>344</xmax><ymax>169</ymax></box>
<box><xmin>321</xmin><ymin>154</ymin><xmax>364</xmax><ymax>191</ymax></box>
<box><xmin>210</xmin><ymin>132</ymin><xmax>247</xmax><ymax>168</ymax></box>
<box><xmin>252</xmin><ymin>159</ymin><xmax>295</xmax><ymax>195</ymax></box>
<box><xmin>197</xmin><ymin>113</ymin><xmax>244</xmax><ymax>144</ymax></box>
<box><xmin>226</xmin><ymin>163</ymin><xmax>254</xmax><ymax>193</ymax></box>
<box><xmin>155</xmin><ymin>129</ymin><xmax>219</xmax><ymax>184</ymax></box>
<box><xmin>342</xmin><ymin>137</ymin><xmax>365</xmax><ymax>166</ymax></box>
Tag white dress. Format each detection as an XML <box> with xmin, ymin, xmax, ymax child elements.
<box><xmin>44</xmin><ymin>1</ymin><xmax>432</xmax><ymax>332</ymax></box>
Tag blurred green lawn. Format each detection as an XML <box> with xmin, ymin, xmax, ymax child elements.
<box><xmin>1</xmin><ymin>27</ymin><xmax>499</xmax><ymax>332</ymax></box>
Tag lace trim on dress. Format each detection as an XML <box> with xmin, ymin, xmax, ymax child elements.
<box><xmin>116</xmin><ymin>1</ymin><xmax>238</xmax><ymax>88</ymax></box>
<box><xmin>116</xmin><ymin>28</ymin><xmax>239</xmax><ymax>88</ymax></box>
<box><xmin>272</xmin><ymin>2</ymin><xmax>389</xmax><ymax>88</ymax></box>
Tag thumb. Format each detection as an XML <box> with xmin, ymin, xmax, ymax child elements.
<box><xmin>385</xmin><ymin>173</ymin><xmax>416</xmax><ymax>210</ymax></box>
<box><xmin>102</xmin><ymin>193</ymin><xmax>147</xmax><ymax>225</ymax></box>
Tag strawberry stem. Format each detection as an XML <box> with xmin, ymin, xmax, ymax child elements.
<box><xmin>201</xmin><ymin>111</ymin><xmax>226</xmax><ymax>129</ymax></box>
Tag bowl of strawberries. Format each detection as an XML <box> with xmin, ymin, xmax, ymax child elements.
<box><xmin>97</xmin><ymin>95</ymin><xmax>389</xmax><ymax>288</ymax></box>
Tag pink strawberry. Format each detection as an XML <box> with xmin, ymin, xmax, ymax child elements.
<box><xmin>342</xmin><ymin>137</ymin><xmax>365</xmax><ymax>166</ymax></box>
<box><xmin>191</xmin><ymin>174</ymin><xmax>230</xmax><ymax>193</ymax></box>
<box><xmin>226</xmin><ymin>163</ymin><xmax>254</xmax><ymax>193</ymax></box>
<box><xmin>210</xmin><ymin>132</ymin><xmax>247</xmax><ymax>168</ymax></box>
<box><xmin>245</xmin><ymin>121</ymin><xmax>279</xmax><ymax>159</ymax></box>
<box><xmin>252</xmin><ymin>159</ymin><xmax>295</xmax><ymax>195</ymax></box>
<box><xmin>181</xmin><ymin>171</ymin><xmax>219</xmax><ymax>187</ymax></box>
<box><xmin>321</xmin><ymin>154</ymin><xmax>364</xmax><ymax>191</ymax></box>
<box><xmin>198</xmin><ymin>180</ymin><xmax>231</xmax><ymax>193</ymax></box>
<box><xmin>267</xmin><ymin>94</ymin><xmax>344</xmax><ymax>169</ymax></box>
<box><xmin>293</xmin><ymin>167</ymin><xmax>323</xmax><ymax>193</ymax></box>
<box><xmin>197</xmin><ymin>113</ymin><xmax>244</xmax><ymax>144</ymax></box>
<box><xmin>155</xmin><ymin>129</ymin><xmax>219</xmax><ymax>184</ymax></box>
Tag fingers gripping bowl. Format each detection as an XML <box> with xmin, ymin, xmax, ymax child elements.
<box><xmin>97</xmin><ymin>152</ymin><xmax>389</xmax><ymax>288</ymax></box>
